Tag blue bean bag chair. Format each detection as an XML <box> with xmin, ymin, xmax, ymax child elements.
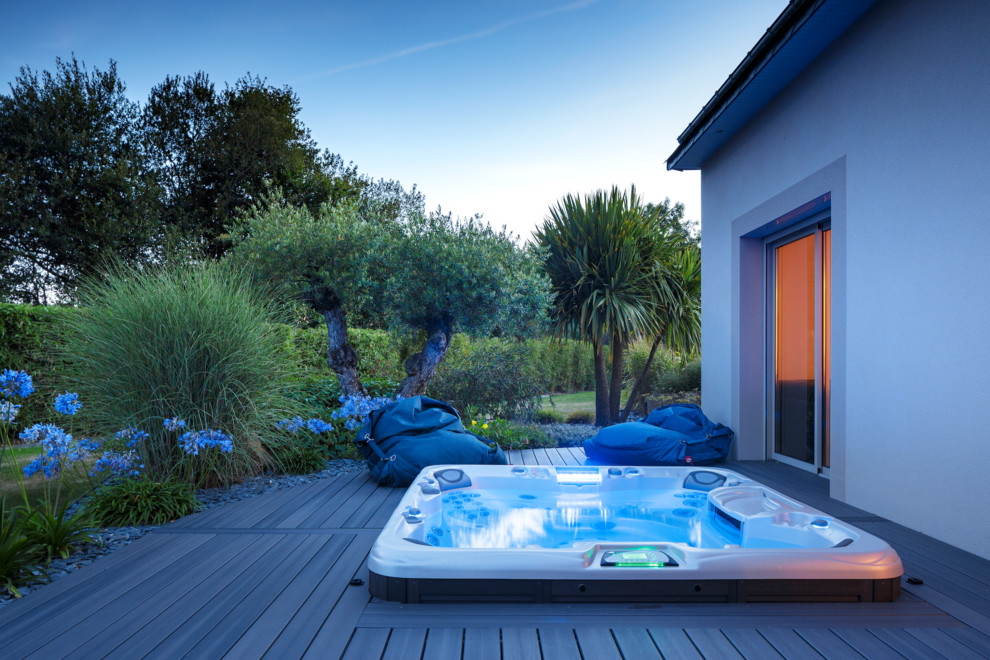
<box><xmin>355</xmin><ymin>395</ymin><xmax>507</xmax><ymax>487</ymax></box>
<box><xmin>584</xmin><ymin>403</ymin><xmax>734</xmax><ymax>466</ymax></box>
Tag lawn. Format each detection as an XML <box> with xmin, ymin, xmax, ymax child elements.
<box><xmin>0</xmin><ymin>444</ymin><xmax>93</xmax><ymax>506</ymax></box>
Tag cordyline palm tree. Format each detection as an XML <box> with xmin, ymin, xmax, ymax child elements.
<box><xmin>536</xmin><ymin>185</ymin><xmax>696</xmax><ymax>426</ymax></box>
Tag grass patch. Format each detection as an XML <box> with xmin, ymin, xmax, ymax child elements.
<box><xmin>1</xmin><ymin>445</ymin><xmax>93</xmax><ymax>507</ymax></box>
<box><xmin>539</xmin><ymin>390</ymin><xmax>634</xmax><ymax>417</ymax></box>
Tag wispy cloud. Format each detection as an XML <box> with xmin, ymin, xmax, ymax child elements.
<box><xmin>303</xmin><ymin>0</ymin><xmax>599</xmax><ymax>80</ymax></box>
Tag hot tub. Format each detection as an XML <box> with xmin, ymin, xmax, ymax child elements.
<box><xmin>368</xmin><ymin>465</ymin><xmax>902</xmax><ymax>603</ymax></box>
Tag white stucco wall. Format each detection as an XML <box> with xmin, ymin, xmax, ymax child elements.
<box><xmin>699</xmin><ymin>0</ymin><xmax>990</xmax><ymax>559</ymax></box>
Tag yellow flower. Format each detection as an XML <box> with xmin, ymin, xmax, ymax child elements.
<box><xmin>482</xmin><ymin>423</ymin><xmax>489</xmax><ymax>430</ymax></box>
<box><xmin>471</xmin><ymin>420</ymin><xmax>477</xmax><ymax>426</ymax></box>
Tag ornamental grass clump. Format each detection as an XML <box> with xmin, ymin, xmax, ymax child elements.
<box><xmin>61</xmin><ymin>261</ymin><xmax>301</xmax><ymax>486</ymax></box>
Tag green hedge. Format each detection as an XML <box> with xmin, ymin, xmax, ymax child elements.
<box><xmin>0</xmin><ymin>303</ymin><xmax>77</xmax><ymax>429</ymax></box>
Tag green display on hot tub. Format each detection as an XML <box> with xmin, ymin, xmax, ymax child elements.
<box><xmin>600</xmin><ymin>548</ymin><xmax>678</xmax><ymax>568</ymax></box>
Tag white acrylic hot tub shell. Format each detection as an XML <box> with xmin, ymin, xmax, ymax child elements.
<box><xmin>368</xmin><ymin>465</ymin><xmax>903</xmax><ymax>583</ymax></box>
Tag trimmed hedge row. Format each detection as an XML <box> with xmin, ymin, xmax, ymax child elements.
<box><xmin>2</xmin><ymin>305</ymin><xmax>597</xmax><ymax>421</ymax></box>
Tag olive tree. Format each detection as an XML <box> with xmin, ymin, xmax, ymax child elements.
<box><xmin>226</xmin><ymin>196</ymin><xmax>550</xmax><ymax>398</ymax></box>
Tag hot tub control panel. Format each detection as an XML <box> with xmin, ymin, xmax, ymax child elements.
<box><xmin>600</xmin><ymin>549</ymin><xmax>678</xmax><ymax>568</ymax></box>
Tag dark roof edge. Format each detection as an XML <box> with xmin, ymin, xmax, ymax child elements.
<box><xmin>666</xmin><ymin>0</ymin><xmax>823</xmax><ymax>171</ymax></box>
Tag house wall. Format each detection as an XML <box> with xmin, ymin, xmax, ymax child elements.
<box><xmin>699</xmin><ymin>0</ymin><xmax>990</xmax><ymax>559</ymax></box>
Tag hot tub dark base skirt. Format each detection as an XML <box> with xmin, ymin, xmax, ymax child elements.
<box><xmin>369</xmin><ymin>571</ymin><xmax>901</xmax><ymax>603</ymax></box>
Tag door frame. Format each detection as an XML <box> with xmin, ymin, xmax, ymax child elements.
<box><xmin>765</xmin><ymin>211</ymin><xmax>831</xmax><ymax>475</ymax></box>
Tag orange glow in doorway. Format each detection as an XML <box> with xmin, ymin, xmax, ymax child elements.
<box><xmin>823</xmin><ymin>229</ymin><xmax>831</xmax><ymax>468</ymax></box>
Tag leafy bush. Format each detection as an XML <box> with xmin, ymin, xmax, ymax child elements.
<box><xmin>285</xmin><ymin>326</ymin><xmax>402</xmax><ymax>380</ymax></box>
<box><xmin>623</xmin><ymin>341</ymin><xmax>677</xmax><ymax>395</ymax></box>
<box><xmin>0</xmin><ymin>304</ymin><xmax>78</xmax><ymax>432</ymax></box>
<box><xmin>466</xmin><ymin>418</ymin><xmax>555</xmax><ymax>450</ymax></box>
<box><xmin>565</xmin><ymin>410</ymin><xmax>595</xmax><ymax>425</ymax></box>
<box><xmin>430</xmin><ymin>339</ymin><xmax>544</xmax><ymax>420</ymax></box>
<box><xmin>85</xmin><ymin>479</ymin><xmax>200</xmax><ymax>526</ymax></box>
<box><xmin>526</xmin><ymin>338</ymin><xmax>595</xmax><ymax>393</ymax></box>
<box><xmin>268</xmin><ymin>439</ymin><xmax>327</xmax><ymax>475</ymax></box>
<box><xmin>61</xmin><ymin>261</ymin><xmax>302</xmax><ymax>486</ymax></box>
<box><xmin>533</xmin><ymin>409</ymin><xmax>565</xmax><ymax>424</ymax></box>
<box><xmin>656</xmin><ymin>355</ymin><xmax>701</xmax><ymax>393</ymax></box>
<box><xmin>0</xmin><ymin>498</ymin><xmax>43</xmax><ymax>597</ymax></box>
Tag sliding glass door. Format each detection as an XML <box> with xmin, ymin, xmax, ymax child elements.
<box><xmin>768</xmin><ymin>222</ymin><xmax>830</xmax><ymax>473</ymax></box>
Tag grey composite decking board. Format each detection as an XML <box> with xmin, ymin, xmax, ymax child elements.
<box><xmin>252</xmin><ymin>472</ymin><xmax>367</xmax><ymax>529</ymax></box>
<box><xmin>62</xmin><ymin>534</ymin><xmax>283</xmax><ymax>659</ymax></box>
<box><xmin>500</xmin><ymin>627</ymin><xmax>543</xmax><ymax>660</ymax></box>
<box><xmin>904</xmin><ymin>627</ymin><xmax>989</xmax><ymax>660</ymax></box>
<box><xmin>183</xmin><ymin>533</ymin><xmax>355</xmax><ymax>659</ymax></box>
<box><xmin>721</xmin><ymin>629</ymin><xmax>786</xmax><ymax>659</ymax></box>
<box><xmin>380</xmin><ymin>628</ymin><xmax>427</xmax><ymax>660</ymax></box>
<box><xmin>574</xmin><ymin>627</ymin><xmax>624</xmax><ymax>659</ymax></box>
<box><xmin>943</xmin><ymin>627</ymin><xmax>990</xmax><ymax>657</ymax></box>
<box><xmin>611</xmin><ymin>627</ymin><xmax>663</xmax><ymax>660</ymax></box>
<box><xmin>422</xmin><ymin>627</ymin><xmax>463</xmax><ymax>657</ymax></box>
<box><xmin>298</xmin><ymin>553</ymin><xmax>375</xmax><ymax>660</ymax></box>
<box><xmin>272</xmin><ymin>470</ymin><xmax>367</xmax><ymax>529</ymax></box>
<box><xmin>829</xmin><ymin>628</ymin><xmax>904</xmax><ymax>659</ymax></box>
<box><xmin>341</xmin><ymin>627</ymin><xmax>390</xmax><ymax>660</ymax></box>
<box><xmin>25</xmin><ymin>533</ymin><xmax>270</xmax><ymax>659</ymax></box>
<box><xmin>358</xmin><ymin>600</ymin><xmax>953</xmax><ymax>630</ymax></box>
<box><xmin>648</xmin><ymin>628</ymin><xmax>705</xmax><ymax>659</ymax></box>
<box><xmin>685</xmin><ymin>628</ymin><xmax>744</xmax><ymax>659</ymax></box>
<box><xmin>174</xmin><ymin>474</ymin><xmax>333</xmax><ymax>529</ymax></box>
<box><xmin>311</xmin><ymin>473</ymin><xmax>383</xmax><ymax>528</ymax></box>
<box><xmin>104</xmin><ymin>533</ymin><xmax>309</xmax><ymax>659</ymax></box>
<box><xmin>461</xmin><ymin>628</ymin><xmax>501</xmax><ymax>660</ymax></box>
<box><xmin>364</xmin><ymin>486</ymin><xmax>407</xmax><ymax>528</ymax></box>
<box><xmin>537</xmin><ymin>627</ymin><xmax>583</xmax><ymax>659</ymax></box>
<box><xmin>867</xmin><ymin>629</ymin><xmax>947</xmax><ymax>660</ymax></box>
<box><xmin>255</xmin><ymin>533</ymin><xmax>375</xmax><ymax>659</ymax></box>
<box><xmin>0</xmin><ymin>531</ymin><xmax>213</xmax><ymax>649</ymax></box>
<box><xmin>225</xmin><ymin>534</ymin><xmax>369</xmax><ymax>659</ymax></box>
<box><xmin>756</xmin><ymin>628</ymin><xmax>827</xmax><ymax>660</ymax></box>
<box><xmin>339</xmin><ymin>477</ymin><xmax>396</xmax><ymax>528</ymax></box>
<box><xmin>794</xmin><ymin>628</ymin><xmax>868</xmax><ymax>659</ymax></box>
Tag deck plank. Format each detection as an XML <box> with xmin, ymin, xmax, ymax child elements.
<box><xmin>757</xmin><ymin>628</ymin><xmax>824</xmax><ymax>659</ymax></box>
<box><xmin>648</xmin><ymin>628</ymin><xmax>703</xmax><ymax>659</ymax></box>
<box><xmin>829</xmin><ymin>628</ymin><xmax>903</xmax><ymax>659</ymax></box>
<box><xmin>538</xmin><ymin>627</ymin><xmax>582</xmax><ymax>659</ymax></box>
<box><xmin>501</xmin><ymin>628</ymin><xmax>542</xmax><ymax>660</ymax></box>
<box><xmin>721</xmin><ymin>629</ymin><xmax>785</xmax><ymax>659</ymax></box>
<box><xmin>462</xmin><ymin>628</ymin><xmax>501</xmax><ymax>660</ymax></box>
<box><xmin>422</xmin><ymin>628</ymin><xmax>463</xmax><ymax>658</ymax></box>
<box><xmin>867</xmin><ymin>629</ymin><xmax>948</xmax><ymax>660</ymax></box>
<box><xmin>793</xmin><ymin>628</ymin><xmax>865</xmax><ymax>659</ymax></box>
<box><xmin>574</xmin><ymin>628</ymin><xmax>623</xmax><ymax>659</ymax></box>
<box><xmin>904</xmin><ymin>628</ymin><xmax>988</xmax><ymax>660</ymax></box>
<box><xmin>685</xmin><ymin>628</ymin><xmax>744</xmax><ymax>659</ymax></box>
<box><xmin>341</xmin><ymin>628</ymin><xmax>390</xmax><ymax>660</ymax></box>
<box><xmin>381</xmin><ymin>628</ymin><xmax>427</xmax><ymax>660</ymax></box>
<box><xmin>611</xmin><ymin>628</ymin><xmax>662</xmax><ymax>659</ymax></box>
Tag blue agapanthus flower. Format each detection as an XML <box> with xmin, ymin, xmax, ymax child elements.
<box><xmin>163</xmin><ymin>417</ymin><xmax>187</xmax><ymax>432</ymax></box>
<box><xmin>0</xmin><ymin>369</ymin><xmax>34</xmax><ymax>399</ymax></box>
<box><xmin>116</xmin><ymin>427</ymin><xmax>149</xmax><ymax>448</ymax></box>
<box><xmin>276</xmin><ymin>417</ymin><xmax>305</xmax><ymax>434</ymax></box>
<box><xmin>0</xmin><ymin>401</ymin><xmax>20</xmax><ymax>424</ymax></box>
<box><xmin>331</xmin><ymin>393</ymin><xmax>399</xmax><ymax>431</ymax></box>
<box><xmin>20</xmin><ymin>423</ymin><xmax>86</xmax><ymax>479</ymax></box>
<box><xmin>54</xmin><ymin>391</ymin><xmax>82</xmax><ymax>415</ymax></box>
<box><xmin>179</xmin><ymin>428</ymin><xmax>234</xmax><ymax>455</ymax></box>
<box><xmin>305</xmin><ymin>418</ymin><xmax>333</xmax><ymax>434</ymax></box>
<box><xmin>92</xmin><ymin>449</ymin><xmax>144</xmax><ymax>477</ymax></box>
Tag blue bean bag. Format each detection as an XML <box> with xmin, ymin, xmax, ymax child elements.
<box><xmin>355</xmin><ymin>395</ymin><xmax>507</xmax><ymax>487</ymax></box>
<box><xmin>584</xmin><ymin>403</ymin><xmax>734</xmax><ymax>466</ymax></box>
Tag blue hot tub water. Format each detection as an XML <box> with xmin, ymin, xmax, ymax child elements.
<box><xmin>420</xmin><ymin>486</ymin><xmax>774</xmax><ymax>550</ymax></box>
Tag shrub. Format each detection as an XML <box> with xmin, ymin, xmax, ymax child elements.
<box><xmin>656</xmin><ymin>355</ymin><xmax>701</xmax><ymax>393</ymax></box>
<box><xmin>533</xmin><ymin>408</ymin><xmax>565</xmax><ymax>424</ymax></box>
<box><xmin>60</xmin><ymin>261</ymin><xmax>302</xmax><ymax>486</ymax></box>
<box><xmin>268</xmin><ymin>440</ymin><xmax>327</xmax><ymax>475</ymax></box>
<box><xmin>565</xmin><ymin>410</ymin><xmax>595</xmax><ymax>425</ymax></box>
<box><xmin>85</xmin><ymin>479</ymin><xmax>200</xmax><ymax>527</ymax></box>
<box><xmin>286</xmin><ymin>326</ymin><xmax>402</xmax><ymax>380</ymax></box>
<box><xmin>0</xmin><ymin>498</ymin><xmax>43</xmax><ymax>597</ymax></box>
<box><xmin>430</xmin><ymin>339</ymin><xmax>544</xmax><ymax>420</ymax></box>
<box><xmin>623</xmin><ymin>341</ymin><xmax>677</xmax><ymax>394</ymax></box>
<box><xmin>466</xmin><ymin>418</ymin><xmax>555</xmax><ymax>450</ymax></box>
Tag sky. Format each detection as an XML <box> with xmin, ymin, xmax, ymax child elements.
<box><xmin>1</xmin><ymin>0</ymin><xmax>788</xmax><ymax>241</ymax></box>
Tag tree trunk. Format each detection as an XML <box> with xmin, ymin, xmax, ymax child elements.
<box><xmin>618</xmin><ymin>334</ymin><xmax>662</xmax><ymax>423</ymax></box>
<box><xmin>608</xmin><ymin>333</ymin><xmax>624</xmax><ymax>425</ymax></box>
<box><xmin>307</xmin><ymin>284</ymin><xmax>365</xmax><ymax>398</ymax></box>
<box><xmin>397</xmin><ymin>321</ymin><xmax>453</xmax><ymax>398</ymax></box>
<box><xmin>322</xmin><ymin>307</ymin><xmax>364</xmax><ymax>398</ymax></box>
<box><xmin>593</xmin><ymin>340</ymin><xmax>610</xmax><ymax>426</ymax></box>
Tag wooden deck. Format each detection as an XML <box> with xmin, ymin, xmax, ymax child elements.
<box><xmin>2</xmin><ymin>448</ymin><xmax>989</xmax><ymax>659</ymax></box>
